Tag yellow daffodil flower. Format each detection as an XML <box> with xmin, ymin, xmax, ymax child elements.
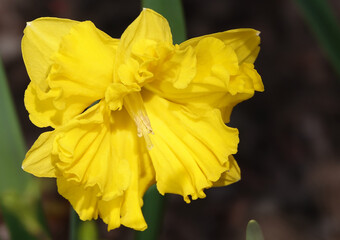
<box><xmin>21</xmin><ymin>8</ymin><xmax>264</xmax><ymax>231</ymax></box>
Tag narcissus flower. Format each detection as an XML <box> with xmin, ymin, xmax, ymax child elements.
<box><xmin>22</xmin><ymin>8</ymin><xmax>263</xmax><ymax>230</ymax></box>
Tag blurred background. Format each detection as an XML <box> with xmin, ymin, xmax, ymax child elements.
<box><xmin>0</xmin><ymin>0</ymin><xmax>339</xmax><ymax>239</ymax></box>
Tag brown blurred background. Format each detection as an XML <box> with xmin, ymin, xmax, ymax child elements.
<box><xmin>0</xmin><ymin>0</ymin><xmax>340</xmax><ymax>239</ymax></box>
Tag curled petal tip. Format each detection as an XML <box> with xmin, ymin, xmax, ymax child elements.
<box><xmin>256</xmin><ymin>31</ymin><xmax>261</xmax><ymax>36</ymax></box>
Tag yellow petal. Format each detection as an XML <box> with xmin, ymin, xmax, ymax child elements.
<box><xmin>22</xmin><ymin>130</ymin><xmax>57</xmax><ymax>177</ymax></box>
<box><xmin>228</xmin><ymin>63</ymin><xmax>264</xmax><ymax>95</ymax></box>
<box><xmin>52</xmin><ymin>100</ymin><xmax>154</xmax><ymax>199</ymax></box>
<box><xmin>143</xmin><ymin>91</ymin><xmax>239</xmax><ymax>203</ymax></box>
<box><xmin>213</xmin><ymin>155</ymin><xmax>241</xmax><ymax>187</ymax></box>
<box><xmin>144</xmin><ymin>37</ymin><xmax>235</xmax><ymax>109</ymax></box>
<box><xmin>155</xmin><ymin>44</ymin><xmax>197</xmax><ymax>89</ymax></box>
<box><xmin>49</xmin><ymin>20</ymin><xmax>118</xmax><ymax>100</ymax></box>
<box><xmin>57</xmin><ymin>178</ymin><xmax>100</xmax><ymax>220</ymax></box>
<box><xmin>99</xmin><ymin>191</ymin><xmax>147</xmax><ymax>231</ymax></box>
<box><xmin>192</xmin><ymin>37</ymin><xmax>239</xmax><ymax>84</ymax></box>
<box><xmin>114</xmin><ymin>8</ymin><xmax>196</xmax><ymax>88</ymax></box>
<box><xmin>145</xmin><ymin>36</ymin><xmax>263</xmax><ymax>123</ymax></box>
<box><xmin>220</xmin><ymin>63</ymin><xmax>263</xmax><ymax>122</ymax></box>
<box><xmin>24</xmin><ymin>82</ymin><xmax>61</xmax><ymax>128</ymax></box>
<box><xmin>118</xmin><ymin>8</ymin><xmax>172</xmax><ymax>56</ymax></box>
<box><xmin>98</xmin><ymin>131</ymin><xmax>154</xmax><ymax>231</ymax></box>
<box><xmin>52</xmin><ymin>101</ymin><xmax>154</xmax><ymax>230</ymax></box>
<box><xmin>180</xmin><ymin>28</ymin><xmax>260</xmax><ymax>64</ymax></box>
<box><xmin>22</xmin><ymin>17</ymin><xmax>78</xmax><ymax>91</ymax></box>
<box><xmin>118</xmin><ymin>135</ymin><xmax>154</xmax><ymax>230</ymax></box>
<box><xmin>23</xmin><ymin>19</ymin><xmax>119</xmax><ymax>127</ymax></box>
<box><xmin>58</xmin><ymin>175</ymin><xmax>149</xmax><ymax>230</ymax></box>
<box><xmin>97</xmin><ymin>197</ymin><xmax>123</xmax><ymax>230</ymax></box>
<box><xmin>114</xmin><ymin>8</ymin><xmax>173</xmax><ymax>85</ymax></box>
<box><xmin>51</xmin><ymin>102</ymin><xmax>127</xmax><ymax>200</ymax></box>
<box><xmin>99</xmin><ymin>146</ymin><xmax>153</xmax><ymax>231</ymax></box>
<box><xmin>146</xmin><ymin>36</ymin><xmax>239</xmax><ymax>102</ymax></box>
<box><xmin>105</xmin><ymin>82</ymin><xmax>140</xmax><ymax>111</ymax></box>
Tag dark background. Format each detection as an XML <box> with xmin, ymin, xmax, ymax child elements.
<box><xmin>0</xmin><ymin>0</ymin><xmax>339</xmax><ymax>239</ymax></box>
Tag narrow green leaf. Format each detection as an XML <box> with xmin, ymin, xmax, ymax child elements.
<box><xmin>295</xmin><ymin>0</ymin><xmax>340</xmax><ymax>77</ymax></box>
<box><xmin>0</xmin><ymin>57</ymin><xmax>50</xmax><ymax>239</ymax></box>
<box><xmin>246</xmin><ymin>220</ymin><xmax>265</xmax><ymax>240</ymax></box>
<box><xmin>141</xmin><ymin>0</ymin><xmax>187</xmax><ymax>44</ymax></box>
<box><xmin>0</xmin><ymin>57</ymin><xmax>28</xmax><ymax>194</ymax></box>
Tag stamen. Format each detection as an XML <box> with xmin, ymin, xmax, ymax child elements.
<box><xmin>123</xmin><ymin>92</ymin><xmax>154</xmax><ymax>150</ymax></box>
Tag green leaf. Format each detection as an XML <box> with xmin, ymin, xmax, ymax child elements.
<box><xmin>246</xmin><ymin>220</ymin><xmax>265</xmax><ymax>240</ymax></box>
<box><xmin>141</xmin><ymin>0</ymin><xmax>187</xmax><ymax>44</ymax></box>
<box><xmin>295</xmin><ymin>0</ymin><xmax>340</xmax><ymax>77</ymax></box>
<box><xmin>0</xmin><ymin>57</ymin><xmax>28</xmax><ymax>195</ymax></box>
<box><xmin>0</xmin><ymin>57</ymin><xmax>50</xmax><ymax>239</ymax></box>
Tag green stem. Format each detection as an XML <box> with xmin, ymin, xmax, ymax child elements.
<box><xmin>295</xmin><ymin>0</ymin><xmax>340</xmax><ymax>77</ymax></box>
<box><xmin>69</xmin><ymin>208</ymin><xmax>81</xmax><ymax>240</ymax></box>
<box><xmin>135</xmin><ymin>185</ymin><xmax>165</xmax><ymax>240</ymax></box>
<box><xmin>69</xmin><ymin>207</ymin><xmax>99</xmax><ymax>240</ymax></box>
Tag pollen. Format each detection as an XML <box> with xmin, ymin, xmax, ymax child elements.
<box><xmin>124</xmin><ymin>92</ymin><xmax>154</xmax><ymax>150</ymax></box>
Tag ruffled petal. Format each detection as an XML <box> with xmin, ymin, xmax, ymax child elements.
<box><xmin>22</xmin><ymin>130</ymin><xmax>57</xmax><ymax>178</ymax></box>
<box><xmin>48</xmin><ymin>21</ymin><xmax>118</xmax><ymax>107</ymax></box>
<box><xmin>213</xmin><ymin>155</ymin><xmax>241</xmax><ymax>187</ymax></box>
<box><xmin>105</xmin><ymin>82</ymin><xmax>141</xmax><ymax>111</ymax></box>
<box><xmin>57</xmin><ymin>178</ymin><xmax>100</xmax><ymax>220</ymax></box>
<box><xmin>114</xmin><ymin>8</ymin><xmax>173</xmax><ymax>86</ymax></box>
<box><xmin>154</xmin><ymin>44</ymin><xmax>197</xmax><ymax>89</ymax></box>
<box><xmin>180</xmin><ymin>28</ymin><xmax>261</xmax><ymax>64</ymax></box>
<box><xmin>52</xmin><ymin>102</ymin><xmax>130</xmax><ymax>200</ymax></box>
<box><xmin>113</xmin><ymin>8</ymin><xmax>197</xmax><ymax>89</ymax></box>
<box><xmin>24</xmin><ymin>82</ymin><xmax>61</xmax><ymax>128</ymax></box>
<box><xmin>99</xmin><ymin>144</ymin><xmax>154</xmax><ymax>231</ymax></box>
<box><xmin>145</xmin><ymin>35</ymin><xmax>263</xmax><ymax>123</ymax></box>
<box><xmin>96</xmin><ymin>140</ymin><xmax>154</xmax><ymax>230</ymax></box>
<box><xmin>59</xmin><ymin>175</ymin><xmax>150</xmax><ymax>230</ymax></box>
<box><xmin>143</xmin><ymin>91</ymin><xmax>239</xmax><ymax>203</ymax></box>
<box><xmin>220</xmin><ymin>62</ymin><xmax>264</xmax><ymax>122</ymax></box>
<box><xmin>97</xmin><ymin>196</ymin><xmax>123</xmax><ymax>230</ymax></box>
<box><xmin>145</xmin><ymin>37</ymin><xmax>236</xmax><ymax>107</ymax></box>
<box><xmin>49</xmin><ymin>101</ymin><xmax>154</xmax><ymax>229</ymax></box>
<box><xmin>23</xmin><ymin>19</ymin><xmax>119</xmax><ymax>128</ymax></box>
<box><xmin>22</xmin><ymin>17</ymin><xmax>78</xmax><ymax>90</ymax></box>
<box><xmin>118</xmin><ymin>8</ymin><xmax>172</xmax><ymax>57</ymax></box>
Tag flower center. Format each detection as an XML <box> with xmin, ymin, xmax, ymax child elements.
<box><xmin>123</xmin><ymin>91</ymin><xmax>154</xmax><ymax>150</ymax></box>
